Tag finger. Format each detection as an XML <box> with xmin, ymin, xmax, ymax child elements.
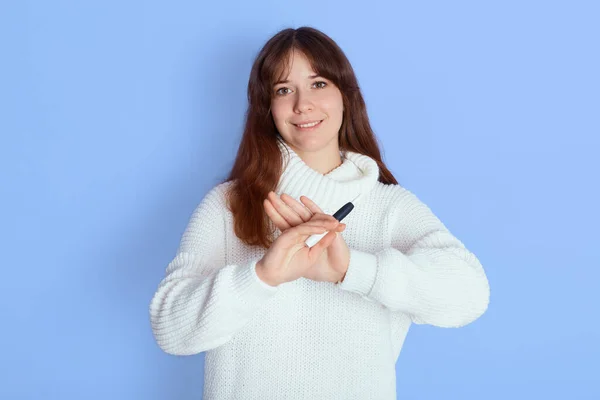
<box><xmin>264</xmin><ymin>198</ymin><xmax>291</xmax><ymax>231</ymax></box>
<box><xmin>268</xmin><ymin>191</ymin><xmax>304</xmax><ymax>227</ymax></box>
<box><xmin>299</xmin><ymin>196</ymin><xmax>324</xmax><ymax>214</ymax></box>
<box><xmin>307</xmin><ymin>231</ymin><xmax>337</xmax><ymax>262</ymax></box>
<box><xmin>312</xmin><ymin>217</ymin><xmax>340</xmax><ymax>230</ymax></box>
<box><xmin>300</xmin><ymin>219</ymin><xmax>339</xmax><ymax>232</ymax></box>
<box><xmin>280</xmin><ymin>193</ymin><xmax>313</xmax><ymax>222</ymax></box>
<box><xmin>295</xmin><ymin>221</ymin><xmax>332</xmax><ymax>232</ymax></box>
<box><xmin>291</xmin><ymin>224</ymin><xmax>328</xmax><ymax>240</ymax></box>
<box><xmin>309</xmin><ymin>213</ymin><xmax>340</xmax><ymax>227</ymax></box>
<box><xmin>291</xmin><ymin>218</ymin><xmax>339</xmax><ymax>237</ymax></box>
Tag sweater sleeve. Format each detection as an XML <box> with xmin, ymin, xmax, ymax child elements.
<box><xmin>338</xmin><ymin>186</ymin><xmax>490</xmax><ymax>328</ymax></box>
<box><xmin>149</xmin><ymin>184</ymin><xmax>279</xmax><ymax>356</ymax></box>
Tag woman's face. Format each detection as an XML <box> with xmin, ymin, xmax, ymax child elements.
<box><xmin>270</xmin><ymin>50</ymin><xmax>344</xmax><ymax>157</ymax></box>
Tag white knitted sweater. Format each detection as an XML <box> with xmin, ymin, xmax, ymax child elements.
<box><xmin>149</xmin><ymin>140</ymin><xmax>490</xmax><ymax>400</ymax></box>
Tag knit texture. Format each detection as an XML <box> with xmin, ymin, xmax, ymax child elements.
<box><xmin>149</xmin><ymin>140</ymin><xmax>490</xmax><ymax>400</ymax></box>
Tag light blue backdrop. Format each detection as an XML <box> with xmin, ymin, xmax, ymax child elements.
<box><xmin>2</xmin><ymin>1</ymin><xmax>598</xmax><ymax>399</ymax></box>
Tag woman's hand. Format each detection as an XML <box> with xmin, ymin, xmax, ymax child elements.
<box><xmin>255</xmin><ymin>214</ymin><xmax>344</xmax><ymax>286</ymax></box>
<box><xmin>263</xmin><ymin>191</ymin><xmax>350</xmax><ymax>283</ymax></box>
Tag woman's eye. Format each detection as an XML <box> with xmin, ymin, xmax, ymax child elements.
<box><xmin>313</xmin><ymin>81</ymin><xmax>327</xmax><ymax>89</ymax></box>
<box><xmin>275</xmin><ymin>87</ymin><xmax>291</xmax><ymax>96</ymax></box>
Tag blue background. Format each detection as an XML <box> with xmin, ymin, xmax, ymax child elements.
<box><xmin>2</xmin><ymin>1</ymin><xmax>598</xmax><ymax>399</ymax></box>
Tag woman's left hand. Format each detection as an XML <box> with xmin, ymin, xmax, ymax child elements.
<box><xmin>263</xmin><ymin>191</ymin><xmax>350</xmax><ymax>283</ymax></box>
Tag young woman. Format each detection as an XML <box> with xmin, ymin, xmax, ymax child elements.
<box><xmin>150</xmin><ymin>26</ymin><xmax>490</xmax><ymax>400</ymax></box>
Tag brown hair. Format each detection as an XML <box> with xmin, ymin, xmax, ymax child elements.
<box><xmin>220</xmin><ymin>26</ymin><xmax>398</xmax><ymax>249</ymax></box>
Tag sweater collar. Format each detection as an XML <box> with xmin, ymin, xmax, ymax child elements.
<box><xmin>275</xmin><ymin>139</ymin><xmax>380</xmax><ymax>214</ymax></box>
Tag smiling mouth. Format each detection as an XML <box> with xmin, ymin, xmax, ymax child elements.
<box><xmin>293</xmin><ymin>120</ymin><xmax>323</xmax><ymax>129</ymax></box>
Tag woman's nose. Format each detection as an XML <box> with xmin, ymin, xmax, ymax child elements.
<box><xmin>293</xmin><ymin>90</ymin><xmax>314</xmax><ymax>113</ymax></box>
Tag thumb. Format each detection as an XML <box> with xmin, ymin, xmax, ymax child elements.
<box><xmin>308</xmin><ymin>230</ymin><xmax>336</xmax><ymax>262</ymax></box>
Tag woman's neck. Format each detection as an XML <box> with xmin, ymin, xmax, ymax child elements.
<box><xmin>275</xmin><ymin>139</ymin><xmax>380</xmax><ymax>214</ymax></box>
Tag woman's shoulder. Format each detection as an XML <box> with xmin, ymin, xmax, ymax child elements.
<box><xmin>195</xmin><ymin>180</ymin><xmax>234</xmax><ymax>216</ymax></box>
<box><xmin>371</xmin><ymin>181</ymin><xmax>429</xmax><ymax>214</ymax></box>
<box><xmin>371</xmin><ymin>181</ymin><xmax>405</xmax><ymax>203</ymax></box>
<box><xmin>207</xmin><ymin>180</ymin><xmax>234</xmax><ymax>199</ymax></box>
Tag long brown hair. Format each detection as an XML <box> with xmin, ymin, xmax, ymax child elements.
<box><xmin>220</xmin><ymin>26</ymin><xmax>398</xmax><ymax>249</ymax></box>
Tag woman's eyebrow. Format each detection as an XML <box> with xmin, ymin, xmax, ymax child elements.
<box><xmin>274</xmin><ymin>74</ymin><xmax>321</xmax><ymax>85</ymax></box>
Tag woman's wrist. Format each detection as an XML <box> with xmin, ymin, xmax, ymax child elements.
<box><xmin>334</xmin><ymin>260</ymin><xmax>349</xmax><ymax>285</ymax></box>
<box><xmin>335</xmin><ymin>270</ymin><xmax>347</xmax><ymax>285</ymax></box>
<box><xmin>255</xmin><ymin>260</ymin><xmax>280</xmax><ymax>286</ymax></box>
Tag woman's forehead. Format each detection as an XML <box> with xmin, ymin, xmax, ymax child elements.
<box><xmin>273</xmin><ymin>50</ymin><xmax>318</xmax><ymax>83</ymax></box>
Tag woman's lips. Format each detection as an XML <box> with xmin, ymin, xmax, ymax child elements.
<box><xmin>292</xmin><ymin>120</ymin><xmax>323</xmax><ymax>130</ymax></box>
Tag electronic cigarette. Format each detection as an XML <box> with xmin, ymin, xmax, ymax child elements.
<box><xmin>304</xmin><ymin>194</ymin><xmax>360</xmax><ymax>248</ymax></box>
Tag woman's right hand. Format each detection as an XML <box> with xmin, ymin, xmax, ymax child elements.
<box><xmin>255</xmin><ymin>214</ymin><xmax>345</xmax><ymax>286</ymax></box>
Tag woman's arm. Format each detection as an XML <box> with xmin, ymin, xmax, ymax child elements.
<box><xmin>149</xmin><ymin>184</ymin><xmax>278</xmax><ymax>356</ymax></box>
<box><xmin>338</xmin><ymin>186</ymin><xmax>490</xmax><ymax>328</ymax></box>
